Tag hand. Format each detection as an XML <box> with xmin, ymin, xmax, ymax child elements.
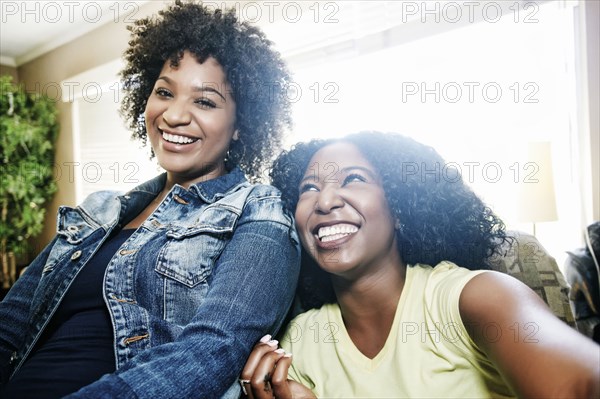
<box><xmin>240</xmin><ymin>335</ymin><xmax>316</xmax><ymax>399</ymax></box>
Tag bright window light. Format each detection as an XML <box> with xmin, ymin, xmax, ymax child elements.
<box><xmin>272</xmin><ymin>1</ymin><xmax>580</xmax><ymax>265</ymax></box>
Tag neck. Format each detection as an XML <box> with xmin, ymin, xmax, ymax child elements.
<box><xmin>333</xmin><ymin>257</ymin><xmax>406</xmax><ymax>321</ymax></box>
<box><xmin>332</xmin><ymin>255</ymin><xmax>407</xmax><ymax>359</ymax></box>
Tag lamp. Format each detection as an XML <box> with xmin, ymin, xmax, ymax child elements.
<box><xmin>517</xmin><ymin>141</ymin><xmax>558</xmax><ymax>236</ymax></box>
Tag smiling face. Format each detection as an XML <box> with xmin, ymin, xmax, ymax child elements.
<box><xmin>295</xmin><ymin>142</ymin><xmax>399</xmax><ymax>279</ymax></box>
<box><xmin>144</xmin><ymin>51</ymin><xmax>238</xmax><ymax>186</ymax></box>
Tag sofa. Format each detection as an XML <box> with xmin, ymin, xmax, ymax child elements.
<box><xmin>488</xmin><ymin>230</ymin><xmax>575</xmax><ymax>327</ymax></box>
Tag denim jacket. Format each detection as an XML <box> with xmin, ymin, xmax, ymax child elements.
<box><xmin>0</xmin><ymin>167</ymin><xmax>300</xmax><ymax>398</ymax></box>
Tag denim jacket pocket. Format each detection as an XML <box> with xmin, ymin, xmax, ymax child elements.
<box><xmin>155</xmin><ymin>207</ymin><xmax>238</xmax><ymax>286</ymax></box>
<box><xmin>155</xmin><ymin>209</ymin><xmax>238</xmax><ymax>324</ymax></box>
<box><xmin>43</xmin><ymin>206</ymin><xmax>100</xmax><ymax>275</ymax></box>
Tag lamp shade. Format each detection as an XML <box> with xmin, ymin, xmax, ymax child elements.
<box><xmin>517</xmin><ymin>141</ymin><xmax>558</xmax><ymax>223</ymax></box>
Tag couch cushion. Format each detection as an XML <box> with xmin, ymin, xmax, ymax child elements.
<box><xmin>488</xmin><ymin>230</ymin><xmax>575</xmax><ymax>327</ymax></box>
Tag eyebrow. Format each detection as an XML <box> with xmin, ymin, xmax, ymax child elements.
<box><xmin>156</xmin><ymin>76</ymin><xmax>227</xmax><ymax>101</ymax></box>
<box><xmin>299</xmin><ymin>165</ymin><xmax>378</xmax><ymax>184</ymax></box>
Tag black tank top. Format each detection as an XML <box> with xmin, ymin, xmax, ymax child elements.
<box><xmin>1</xmin><ymin>229</ymin><xmax>135</xmax><ymax>398</ymax></box>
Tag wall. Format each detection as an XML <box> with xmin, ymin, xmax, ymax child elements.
<box><xmin>0</xmin><ymin>65</ymin><xmax>19</xmax><ymax>82</ymax></box>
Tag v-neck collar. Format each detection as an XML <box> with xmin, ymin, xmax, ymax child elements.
<box><xmin>329</xmin><ymin>265</ymin><xmax>413</xmax><ymax>371</ymax></box>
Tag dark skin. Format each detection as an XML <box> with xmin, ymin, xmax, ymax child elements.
<box><xmin>461</xmin><ymin>272</ymin><xmax>600</xmax><ymax>399</ymax></box>
<box><xmin>241</xmin><ymin>142</ymin><xmax>600</xmax><ymax>399</ymax></box>
<box><xmin>125</xmin><ymin>52</ymin><xmax>237</xmax><ymax>230</ymax></box>
<box><xmin>333</xmin><ymin>256</ymin><xmax>405</xmax><ymax>359</ymax></box>
<box><xmin>299</xmin><ymin>143</ymin><xmax>406</xmax><ymax>359</ymax></box>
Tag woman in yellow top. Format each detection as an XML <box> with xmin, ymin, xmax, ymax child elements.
<box><xmin>240</xmin><ymin>131</ymin><xmax>600</xmax><ymax>398</ymax></box>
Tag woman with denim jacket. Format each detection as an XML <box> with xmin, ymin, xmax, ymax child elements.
<box><xmin>0</xmin><ymin>2</ymin><xmax>300</xmax><ymax>398</ymax></box>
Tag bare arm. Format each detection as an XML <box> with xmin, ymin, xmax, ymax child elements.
<box><xmin>460</xmin><ymin>271</ymin><xmax>600</xmax><ymax>399</ymax></box>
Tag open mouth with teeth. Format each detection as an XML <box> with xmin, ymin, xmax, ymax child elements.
<box><xmin>162</xmin><ymin>131</ymin><xmax>199</xmax><ymax>145</ymax></box>
<box><xmin>317</xmin><ymin>223</ymin><xmax>359</xmax><ymax>243</ymax></box>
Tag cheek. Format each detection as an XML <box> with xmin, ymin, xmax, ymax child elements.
<box><xmin>198</xmin><ymin>114</ymin><xmax>231</xmax><ymax>139</ymax></box>
<box><xmin>226</xmin><ymin>107</ymin><xmax>237</xmax><ymax>129</ymax></box>
<box><xmin>217</xmin><ymin>112</ymin><xmax>238</xmax><ymax>135</ymax></box>
<box><xmin>294</xmin><ymin>207</ymin><xmax>312</xmax><ymax>240</ymax></box>
<box><xmin>144</xmin><ymin>98</ymin><xmax>157</xmax><ymax>123</ymax></box>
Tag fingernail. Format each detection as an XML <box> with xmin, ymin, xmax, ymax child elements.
<box><xmin>283</xmin><ymin>352</ymin><xmax>292</xmax><ymax>358</ymax></box>
<box><xmin>275</xmin><ymin>348</ymin><xmax>285</xmax><ymax>354</ymax></box>
<box><xmin>267</xmin><ymin>339</ymin><xmax>279</xmax><ymax>347</ymax></box>
<box><xmin>260</xmin><ymin>334</ymin><xmax>271</xmax><ymax>343</ymax></box>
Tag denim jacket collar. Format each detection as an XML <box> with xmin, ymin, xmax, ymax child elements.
<box><xmin>126</xmin><ymin>173</ymin><xmax>166</xmax><ymax>198</ymax></box>
<box><xmin>188</xmin><ymin>167</ymin><xmax>249</xmax><ymax>203</ymax></box>
<box><xmin>126</xmin><ymin>167</ymin><xmax>248</xmax><ymax>204</ymax></box>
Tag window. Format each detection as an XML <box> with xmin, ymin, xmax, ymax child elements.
<box><xmin>62</xmin><ymin>59</ymin><xmax>159</xmax><ymax>204</ymax></box>
<box><xmin>65</xmin><ymin>1</ymin><xmax>589</xmax><ymax>266</ymax></box>
<box><xmin>261</xmin><ymin>0</ymin><xmax>584</xmax><ymax>266</ymax></box>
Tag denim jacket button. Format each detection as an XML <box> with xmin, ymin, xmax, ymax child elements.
<box><xmin>71</xmin><ymin>250</ymin><xmax>82</xmax><ymax>260</ymax></box>
<box><xmin>173</xmin><ymin>194</ymin><xmax>189</xmax><ymax>205</ymax></box>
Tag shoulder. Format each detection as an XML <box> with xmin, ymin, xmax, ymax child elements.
<box><xmin>244</xmin><ymin>183</ymin><xmax>285</xmax><ymax>206</ymax></box>
<box><xmin>458</xmin><ymin>269</ymin><xmax>556</xmax><ymax>349</ymax></box>
<box><xmin>406</xmin><ymin>262</ymin><xmax>488</xmax><ymax>335</ymax></box>
<box><xmin>53</xmin><ymin>190</ymin><xmax>123</xmax><ymax>231</ymax></box>
<box><xmin>412</xmin><ymin>261</ymin><xmax>486</xmax><ymax>300</ymax></box>
<box><xmin>459</xmin><ymin>270</ymin><xmax>545</xmax><ymax>322</ymax></box>
<box><xmin>76</xmin><ymin>190</ymin><xmax>123</xmax><ymax>221</ymax></box>
<box><xmin>280</xmin><ymin>304</ymin><xmax>337</xmax><ymax>346</ymax></box>
<box><xmin>79</xmin><ymin>190</ymin><xmax>123</xmax><ymax>210</ymax></box>
<box><xmin>289</xmin><ymin>304</ymin><xmax>334</xmax><ymax>326</ymax></box>
<box><xmin>238</xmin><ymin>183</ymin><xmax>294</xmax><ymax>227</ymax></box>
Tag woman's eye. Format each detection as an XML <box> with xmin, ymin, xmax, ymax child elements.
<box><xmin>195</xmin><ymin>98</ymin><xmax>216</xmax><ymax>109</ymax></box>
<box><xmin>343</xmin><ymin>173</ymin><xmax>367</xmax><ymax>185</ymax></box>
<box><xmin>299</xmin><ymin>183</ymin><xmax>319</xmax><ymax>194</ymax></box>
<box><xmin>155</xmin><ymin>88</ymin><xmax>172</xmax><ymax>97</ymax></box>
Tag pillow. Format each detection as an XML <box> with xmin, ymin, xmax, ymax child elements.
<box><xmin>488</xmin><ymin>230</ymin><xmax>575</xmax><ymax>327</ymax></box>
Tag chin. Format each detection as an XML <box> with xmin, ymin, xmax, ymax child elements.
<box><xmin>316</xmin><ymin>258</ymin><xmax>356</xmax><ymax>274</ymax></box>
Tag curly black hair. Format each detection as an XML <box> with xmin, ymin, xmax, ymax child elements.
<box><xmin>270</xmin><ymin>131</ymin><xmax>508</xmax><ymax>309</ymax></box>
<box><xmin>120</xmin><ymin>0</ymin><xmax>292</xmax><ymax>179</ymax></box>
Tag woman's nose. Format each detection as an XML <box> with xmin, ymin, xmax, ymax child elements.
<box><xmin>315</xmin><ymin>185</ymin><xmax>344</xmax><ymax>214</ymax></box>
<box><xmin>162</xmin><ymin>99</ymin><xmax>192</xmax><ymax>126</ymax></box>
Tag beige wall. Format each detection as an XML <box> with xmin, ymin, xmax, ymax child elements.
<box><xmin>16</xmin><ymin>1</ymin><xmax>165</xmax><ymax>254</ymax></box>
<box><xmin>0</xmin><ymin>65</ymin><xmax>19</xmax><ymax>82</ymax></box>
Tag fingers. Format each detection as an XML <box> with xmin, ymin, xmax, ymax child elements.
<box><xmin>241</xmin><ymin>335</ymin><xmax>278</xmax><ymax>399</ymax></box>
<box><xmin>271</xmin><ymin>353</ymin><xmax>293</xmax><ymax>399</ymax></box>
<box><xmin>241</xmin><ymin>335</ymin><xmax>279</xmax><ymax>381</ymax></box>
<box><xmin>250</xmin><ymin>348</ymin><xmax>287</xmax><ymax>399</ymax></box>
<box><xmin>240</xmin><ymin>335</ymin><xmax>297</xmax><ymax>399</ymax></box>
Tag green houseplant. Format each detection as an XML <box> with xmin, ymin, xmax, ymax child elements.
<box><xmin>1</xmin><ymin>75</ymin><xmax>58</xmax><ymax>289</ymax></box>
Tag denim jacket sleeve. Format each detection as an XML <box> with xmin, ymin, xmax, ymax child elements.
<box><xmin>66</xmin><ymin>188</ymin><xmax>301</xmax><ymax>398</ymax></box>
<box><xmin>0</xmin><ymin>237</ymin><xmax>58</xmax><ymax>383</ymax></box>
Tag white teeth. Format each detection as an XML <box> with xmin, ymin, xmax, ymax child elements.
<box><xmin>162</xmin><ymin>132</ymin><xmax>196</xmax><ymax>144</ymax></box>
<box><xmin>318</xmin><ymin>223</ymin><xmax>358</xmax><ymax>242</ymax></box>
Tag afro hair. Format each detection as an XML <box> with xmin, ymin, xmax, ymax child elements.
<box><xmin>270</xmin><ymin>131</ymin><xmax>508</xmax><ymax>309</ymax></box>
<box><xmin>120</xmin><ymin>0</ymin><xmax>292</xmax><ymax>180</ymax></box>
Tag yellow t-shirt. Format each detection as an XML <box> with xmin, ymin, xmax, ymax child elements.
<box><xmin>280</xmin><ymin>261</ymin><xmax>515</xmax><ymax>398</ymax></box>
